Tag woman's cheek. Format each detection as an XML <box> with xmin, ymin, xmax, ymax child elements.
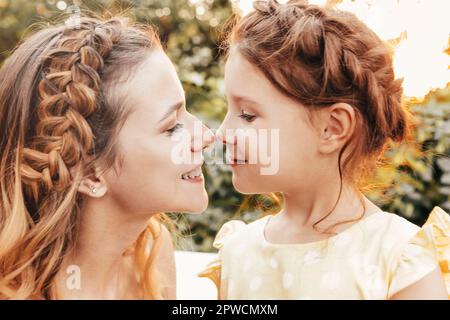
<box><xmin>103</xmin><ymin>139</ymin><xmax>166</xmax><ymax>211</ymax></box>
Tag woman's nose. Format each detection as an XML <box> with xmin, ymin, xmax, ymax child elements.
<box><xmin>191</xmin><ymin>121</ymin><xmax>215</xmax><ymax>152</ymax></box>
<box><xmin>202</xmin><ymin>126</ymin><xmax>215</xmax><ymax>149</ymax></box>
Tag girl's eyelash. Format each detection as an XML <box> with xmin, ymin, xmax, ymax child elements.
<box><xmin>166</xmin><ymin>123</ymin><xmax>184</xmax><ymax>136</ymax></box>
<box><xmin>238</xmin><ymin>111</ymin><xmax>256</xmax><ymax>122</ymax></box>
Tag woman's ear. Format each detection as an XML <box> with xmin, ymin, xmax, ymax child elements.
<box><xmin>77</xmin><ymin>166</ymin><xmax>108</xmax><ymax>198</ymax></box>
<box><xmin>318</xmin><ymin>103</ymin><xmax>356</xmax><ymax>155</ymax></box>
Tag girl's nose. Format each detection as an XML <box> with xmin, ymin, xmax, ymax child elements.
<box><xmin>216</xmin><ymin>127</ymin><xmax>236</xmax><ymax>146</ymax></box>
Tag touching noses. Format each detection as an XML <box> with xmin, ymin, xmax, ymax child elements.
<box><xmin>217</xmin><ymin>116</ymin><xmax>236</xmax><ymax>147</ymax></box>
<box><xmin>190</xmin><ymin>119</ymin><xmax>215</xmax><ymax>153</ymax></box>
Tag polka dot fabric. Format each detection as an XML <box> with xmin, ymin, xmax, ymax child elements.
<box><xmin>199</xmin><ymin>207</ymin><xmax>450</xmax><ymax>299</ymax></box>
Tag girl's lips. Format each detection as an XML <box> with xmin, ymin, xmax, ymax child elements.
<box><xmin>230</xmin><ymin>158</ymin><xmax>248</xmax><ymax>166</ymax></box>
<box><xmin>225</xmin><ymin>149</ymin><xmax>247</xmax><ymax>165</ymax></box>
<box><xmin>225</xmin><ymin>153</ymin><xmax>248</xmax><ymax>165</ymax></box>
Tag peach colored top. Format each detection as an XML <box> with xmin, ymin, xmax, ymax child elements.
<box><xmin>199</xmin><ymin>207</ymin><xmax>450</xmax><ymax>299</ymax></box>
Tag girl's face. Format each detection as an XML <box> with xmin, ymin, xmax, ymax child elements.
<box><xmin>100</xmin><ymin>50</ymin><xmax>214</xmax><ymax>214</ymax></box>
<box><xmin>219</xmin><ymin>48</ymin><xmax>329</xmax><ymax>194</ymax></box>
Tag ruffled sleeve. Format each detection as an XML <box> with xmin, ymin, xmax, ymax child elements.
<box><xmin>387</xmin><ymin>206</ymin><xmax>450</xmax><ymax>298</ymax></box>
<box><xmin>198</xmin><ymin>220</ymin><xmax>246</xmax><ymax>298</ymax></box>
<box><xmin>422</xmin><ymin>206</ymin><xmax>450</xmax><ymax>296</ymax></box>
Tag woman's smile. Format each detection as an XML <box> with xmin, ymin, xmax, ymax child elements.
<box><xmin>180</xmin><ymin>164</ymin><xmax>204</xmax><ymax>183</ymax></box>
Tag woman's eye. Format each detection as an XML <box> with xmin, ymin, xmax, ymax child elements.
<box><xmin>166</xmin><ymin>123</ymin><xmax>184</xmax><ymax>136</ymax></box>
<box><xmin>238</xmin><ymin>111</ymin><xmax>256</xmax><ymax>123</ymax></box>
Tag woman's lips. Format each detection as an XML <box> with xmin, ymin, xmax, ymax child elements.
<box><xmin>181</xmin><ymin>164</ymin><xmax>204</xmax><ymax>183</ymax></box>
<box><xmin>182</xmin><ymin>175</ymin><xmax>204</xmax><ymax>183</ymax></box>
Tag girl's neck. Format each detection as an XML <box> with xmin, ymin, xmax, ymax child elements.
<box><xmin>264</xmin><ymin>181</ymin><xmax>382</xmax><ymax>245</ymax></box>
<box><xmin>280</xmin><ymin>181</ymin><xmax>381</xmax><ymax>230</ymax></box>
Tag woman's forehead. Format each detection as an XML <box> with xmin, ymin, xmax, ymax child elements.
<box><xmin>123</xmin><ymin>50</ymin><xmax>185</xmax><ymax>119</ymax></box>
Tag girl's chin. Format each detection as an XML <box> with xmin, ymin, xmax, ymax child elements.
<box><xmin>232</xmin><ymin>176</ymin><xmax>255</xmax><ymax>194</ymax></box>
<box><xmin>232</xmin><ymin>177</ymin><xmax>269</xmax><ymax>195</ymax></box>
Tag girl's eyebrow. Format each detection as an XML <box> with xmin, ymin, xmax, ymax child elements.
<box><xmin>233</xmin><ymin>95</ymin><xmax>261</xmax><ymax>108</ymax></box>
<box><xmin>159</xmin><ymin>101</ymin><xmax>183</xmax><ymax>123</ymax></box>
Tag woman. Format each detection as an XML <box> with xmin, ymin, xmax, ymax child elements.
<box><xmin>0</xmin><ymin>14</ymin><xmax>214</xmax><ymax>299</ymax></box>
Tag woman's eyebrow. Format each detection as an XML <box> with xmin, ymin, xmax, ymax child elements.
<box><xmin>159</xmin><ymin>101</ymin><xmax>184</xmax><ymax>123</ymax></box>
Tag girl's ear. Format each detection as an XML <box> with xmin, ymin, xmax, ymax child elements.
<box><xmin>318</xmin><ymin>103</ymin><xmax>356</xmax><ymax>155</ymax></box>
<box><xmin>77</xmin><ymin>166</ymin><xmax>108</xmax><ymax>198</ymax></box>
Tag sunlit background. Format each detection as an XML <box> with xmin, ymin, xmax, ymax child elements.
<box><xmin>0</xmin><ymin>0</ymin><xmax>449</xmax><ymax>299</ymax></box>
<box><xmin>0</xmin><ymin>0</ymin><xmax>448</xmax><ymax>240</ymax></box>
<box><xmin>232</xmin><ymin>0</ymin><xmax>450</xmax><ymax>98</ymax></box>
<box><xmin>18</xmin><ymin>0</ymin><xmax>450</xmax><ymax>98</ymax></box>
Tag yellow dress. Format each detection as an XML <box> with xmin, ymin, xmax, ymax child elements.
<box><xmin>199</xmin><ymin>207</ymin><xmax>450</xmax><ymax>299</ymax></box>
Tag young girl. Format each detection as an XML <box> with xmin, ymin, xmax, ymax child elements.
<box><xmin>0</xmin><ymin>15</ymin><xmax>213</xmax><ymax>299</ymax></box>
<box><xmin>200</xmin><ymin>0</ymin><xmax>449</xmax><ymax>299</ymax></box>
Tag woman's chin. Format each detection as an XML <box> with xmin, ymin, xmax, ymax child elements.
<box><xmin>177</xmin><ymin>191</ymin><xmax>209</xmax><ymax>214</ymax></box>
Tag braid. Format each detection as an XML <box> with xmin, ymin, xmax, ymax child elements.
<box><xmin>0</xmin><ymin>15</ymin><xmax>167</xmax><ymax>299</ymax></box>
<box><xmin>238</xmin><ymin>0</ymin><xmax>408</xmax><ymax>153</ymax></box>
<box><xmin>321</xmin><ymin>13</ymin><xmax>406</xmax><ymax>148</ymax></box>
<box><xmin>229</xmin><ymin>0</ymin><xmax>415</xmax><ymax>231</ymax></box>
<box><xmin>290</xmin><ymin>1</ymin><xmax>407</xmax><ymax>149</ymax></box>
<box><xmin>20</xmin><ymin>21</ymin><xmax>119</xmax><ymax>203</ymax></box>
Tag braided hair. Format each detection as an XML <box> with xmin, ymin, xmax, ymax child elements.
<box><xmin>0</xmin><ymin>15</ymin><xmax>168</xmax><ymax>299</ymax></box>
<box><xmin>227</xmin><ymin>0</ymin><xmax>416</xmax><ymax>231</ymax></box>
<box><xmin>21</xmin><ymin>19</ymin><xmax>119</xmax><ymax>204</ymax></box>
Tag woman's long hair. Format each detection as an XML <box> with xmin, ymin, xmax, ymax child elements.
<box><xmin>0</xmin><ymin>14</ymin><xmax>171</xmax><ymax>299</ymax></box>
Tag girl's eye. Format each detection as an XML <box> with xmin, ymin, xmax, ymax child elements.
<box><xmin>166</xmin><ymin>123</ymin><xmax>184</xmax><ymax>136</ymax></box>
<box><xmin>238</xmin><ymin>111</ymin><xmax>256</xmax><ymax>123</ymax></box>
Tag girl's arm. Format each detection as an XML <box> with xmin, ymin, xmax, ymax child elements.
<box><xmin>390</xmin><ymin>267</ymin><xmax>448</xmax><ymax>300</ymax></box>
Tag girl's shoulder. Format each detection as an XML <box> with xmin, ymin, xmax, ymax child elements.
<box><xmin>370</xmin><ymin>210</ymin><xmax>421</xmax><ymax>240</ymax></box>
<box><xmin>359</xmin><ymin>210</ymin><xmax>437</xmax><ymax>258</ymax></box>
<box><xmin>211</xmin><ymin>211</ymin><xmax>424</xmax><ymax>253</ymax></box>
<box><xmin>381</xmin><ymin>207</ymin><xmax>450</xmax><ymax>297</ymax></box>
<box><xmin>364</xmin><ymin>208</ymin><xmax>448</xmax><ymax>254</ymax></box>
<box><xmin>212</xmin><ymin>215</ymin><xmax>270</xmax><ymax>251</ymax></box>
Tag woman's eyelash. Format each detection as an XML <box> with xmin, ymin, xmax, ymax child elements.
<box><xmin>166</xmin><ymin>123</ymin><xmax>184</xmax><ymax>136</ymax></box>
<box><xmin>238</xmin><ymin>111</ymin><xmax>256</xmax><ymax>122</ymax></box>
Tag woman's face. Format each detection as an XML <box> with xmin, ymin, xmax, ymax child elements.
<box><xmin>101</xmin><ymin>49</ymin><xmax>214</xmax><ymax>214</ymax></box>
<box><xmin>219</xmin><ymin>48</ymin><xmax>328</xmax><ymax>194</ymax></box>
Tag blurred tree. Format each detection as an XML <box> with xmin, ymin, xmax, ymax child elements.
<box><xmin>0</xmin><ymin>0</ymin><xmax>244</xmax><ymax>252</ymax></box>
<box><xmin>368</xmin><ymin>88</ymin><xmax>450</xmax><ymax>225</ymax></box>
<box><xmin>0</xmin><ymin>0</ymin><xmax>448</xmax><ymax>252</ymax></box>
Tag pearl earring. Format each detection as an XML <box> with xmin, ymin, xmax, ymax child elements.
<box><xmin>90</xmin><ymin>185</ymin><xmax>97</xmax><ymax>194</ymax></box>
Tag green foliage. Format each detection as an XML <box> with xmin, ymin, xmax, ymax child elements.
<box><xmin>0</xmin><ymin>0</ymin><xmax>241</xmax><ymax>252</ymax></box>
<box><xmin>0</xmin><ymin>0</ymin><xmax>448</xmax><ymax>252</ymax></box>
<box><xmin>369</xmin><ymin>88</ymin><xmax>450</xmax><ymax>225</ymax></box>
